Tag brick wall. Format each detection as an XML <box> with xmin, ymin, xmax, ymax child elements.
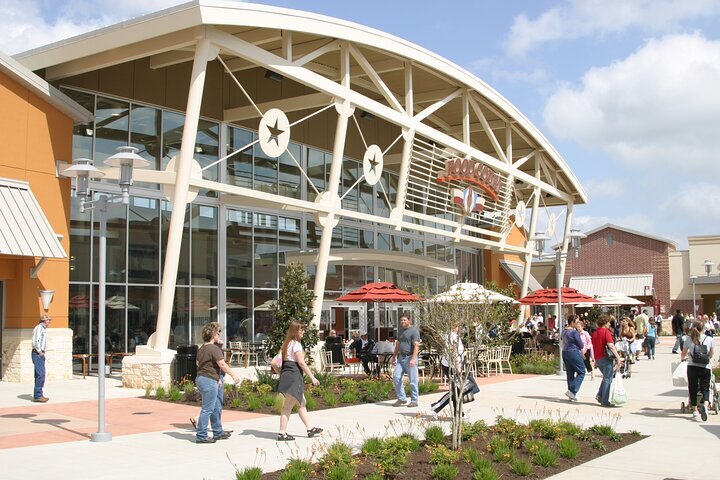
<box><xmin>565</xmin><ymin>227</ymin><xmax>675</xmax><ymax>313</ymax></box>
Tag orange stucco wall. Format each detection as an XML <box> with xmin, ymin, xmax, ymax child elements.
<box><xmin>0</xmin><ymin>70</ymin><xmax>73</xmax><ymax>330</ymax></box>
<box><xmin>484</xmin><ymin>223</ymin><xmax>528</xmax><ymax>297</ymax></box>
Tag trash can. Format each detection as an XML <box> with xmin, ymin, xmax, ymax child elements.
<box><xmin>174</xmin><ymin>344</ymin><xmax>198</xmax><ymax>383</ymax></box>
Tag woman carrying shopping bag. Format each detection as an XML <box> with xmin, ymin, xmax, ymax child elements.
<box><xmin>591</xmin><ymin>314</ymin><xmax>625</xmax><ymax>407</ymax></box>
<box><xmin>681</xmin><ymin>320</ymin><xmax>715</xmax><ymax>422</ymax></box>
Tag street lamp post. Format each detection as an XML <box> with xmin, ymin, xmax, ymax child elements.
<box><xmin>530</xmin><ymin>229</ymin><xmax>585</xmax><ymax>374</ymax></box>
<box><xmin>61</xmin><ymin>146</ymin><xmax>148</xmax><ymax>443</ymax></box>
<box><xmin>704</xmin><ymin>259</ymin><xmax>714</xmax><ymax>277</ymax></box>
<box><xmin>690</xmin><ymin>275</ymin><xmax>697</xmax><ymax>317</ymax></box>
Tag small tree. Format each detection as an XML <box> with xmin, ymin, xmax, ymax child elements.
<box><xmin>266</xmin><ymin>263</ymin><xmax>318</xmax><ymax>361</ymax></box>
<box><xmin>416</xmin><ymin>291</ymin><xmax>513</xmax><ymax>450</ymax></box>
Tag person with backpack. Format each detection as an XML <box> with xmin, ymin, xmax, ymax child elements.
<box><xmin>681</xmin><ymin>320</ymin><xmax>715</xmax><ymax>422</ymax></box>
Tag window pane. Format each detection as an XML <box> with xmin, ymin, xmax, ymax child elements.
<box><xmin>104</xmin><ymin>285</ymin><xmax>126</xmax><ymax>353</ymax></box>
<box><xmin>196</xmin><ymin>119</ymin><xmax>219</xmax><ymax>198</ymax></box>
<box><xmin>70</xmin><ymin>195</ymin><xmax>92</xmax><ymax>282</ymax></box>
<box><xmin>128</xmin><ymin>197</ymin><xmax>159</xmax><ymax>284</ymax></box>
<box><xmin>253</xmin><ymin>290</ymin><xmax>277</xmax><ymax>342</ymax></box>
<box><xmin>130</xmin><ymin>105</ymin><xmax>161</xmax><ymax>190</ymax></box>
<box><xmin>342</xmin><ymin>158</ymin><xmax>358</xmax><ymax>211</ymax></box>
<box><xmin>63</xmin><ymin>89</ymin><xmax>94</xmax><ymax>160</ymax></box>
<box><xmin>306</xmin><ymin>148</ymin><xmax>325</xmax><ymax>202</ymax></box>
<box><xmin>254</xmin><ymin>213</ymin><xmax>278</xmax><ymax>288</ymax></box>
<box><xmin>343</xmin><ymin>227</ymin><xmax>359</xmax><ymax>248</ymax></box>
<box><xmin>93</xmin><ymin>193</ymin><xmax>126</xmax><ymax>283</ymax></box>
<box><xmin>306</xmin><ymin>220</ymin><xmax>321</xmax><ymax>249</ymax></box>
<box><xmin>161</xmin><ymin>200</ymin><xmax>190</xmax><ymax>285</ymax></box>
<box><xmin>279</xmin><ymin>143</ymin><xmax>302</xmax><ymax>199</ymax></box>
<box><xmin>161</xmin><ymin>111</ymin><xmax>184</xmax><ymax>171</ymax></box>
<box><xmin>278</xmin><ymin>216</ymin><xmax>300</xmax><ymax>279</ymax></box>
<box><xmin>69</xmin><ymin>284</ymin><xmax>91</xmax><ymax>355</ymax></box>
<box><xmin>361</xmin><ymin>229</ymin><xmax>374</xmax><ymax>249</ymax></box>
<box><xmin>227</xmin><ymin>209</ymin><xmax>252</xmax><ymax>287</ymax></box>
<box><xmin>191</xmin><ymin>287</ymin><xmax>217</xmax><ymax>343</ymax></box>
<box><xmin>376</xmin><ymin>172</ymin><xmax>391</xmax><ymax>217</ymax></box>
<box><xmin>170</xmin><ymin>286</ymin><xmax>190</xmax><ymax>349</ymax></box>
<box><xmin>226</xmin><ymin>289</ymin><xmax>252</xmax><ymax>341</ymax></box>
<box><xmin>128</xmin><ymin>285</ymin><xmax>157</xmax><ymax>352</ymax></box>
<box><xmin>253</xmin><ymin>143</ymin><xmax>277</xmax><ymax>194</ymax></box>
<box><xmin>227</xmin><ymin>127</ymin><xmax>253</xmax><ymax>188</ymax></box>
<box><xmin>95</xmin><ymin>96</ymin><xmax>129</xmax><ymax>167</ymax></box>
<box><xmin>191</xmin><ymin>205</ymin><xmax>218</xmax><ymax>286</ymax></box>
<box><xmin>343</xmin><ymin>265</ymin><xmax>365</xmax><ymax>290</ymax></box>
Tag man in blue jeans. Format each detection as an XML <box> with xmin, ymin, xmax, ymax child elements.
<box><xmin>31</xmin><ymin>315</ymin><xmax>51</xmax><ymax>402</ymax></box>
<box><xmin>591</xmin><ymin>314</ymin><xmax>624</xmax><ymax>407</ymax></box>
<box><xmin>392</xmin><ymin>315</ymin><xmax>421</xmax><ymax>408</ymax></box>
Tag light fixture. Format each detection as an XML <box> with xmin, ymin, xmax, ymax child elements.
<box><xmin>39</xmin><ymin>290</ymin><xmax>55</xmax><ymax>311</ymax></box>
<box><xmin>690</xmin><ymin>275</ymin><xmax>698</xmax><ymax>316</ymax></box>
<box><xmin>264</xmin><ymin>69</ymin><xmax>283</xmax><ymax>82</ymax></box>
<box><xmin>360</xmin><ymin>110</ymin><xmax>375</xmax><ymax>120</ymax></box>
<box><xmin>568</xmin><ymin>229</ymin><xmax>586</xmax><ymax>256</ymax></box>
<box><xmin>704</xmin><ymin>259</ymin><xmax>714</xmax><ymax>276</ymax></box>
<box><xmin>104</xmin><ymin>146</ymin><xmax>149</xmax><ymax>204</ymax></box>
<box><xmin>62</xmin><ymin>158</ymin><xmax>105</xmax><ymax>206</ymax></box>
<box><xmin>529</xmin><ymin>231</ymin><xmax>550</xmax><ymax>257</ymax></box>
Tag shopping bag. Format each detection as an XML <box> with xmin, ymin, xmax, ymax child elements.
<box><xmin>270</xmin><ymin>352</ymin><xmax>283</xmax><ymax>374</ymax></box>
<box><xmin>611</xmin><ymin>372</ymin><xmax>628</xmax><ymax>405</ymax></box>
<box><xmin>671</xmin><ymin>361</ymin><xmax>688</xmax><ymax>387</ymax></box>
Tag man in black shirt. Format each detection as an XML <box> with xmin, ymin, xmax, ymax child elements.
<box><xmin>671</xmin><ymin>309</ymin><xmax>685</xmax><ymax>353</ymax></box>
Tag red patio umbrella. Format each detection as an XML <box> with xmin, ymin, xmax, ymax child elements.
<box><xmin>517</xmin><ymin>287</ymin><xmax>598</xmax><ymax>305</ymax></box>
<box><xmin>336</xmin><ymin>282</ymin><xmax>420</xmax><ymax>303</ymax></box>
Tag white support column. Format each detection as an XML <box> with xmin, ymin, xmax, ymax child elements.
<box><xmin>558</xmin><ymin>201</ymin><xmax>574</xmax><ymax>286</ymax></box>
<box><xmin>152</xmin><ymin>38</ymin><xmax>213</xmax><ymax>351</ymax></box>
<box><xmin>391</xmin><ymin>62</ymin><xmax>414</xmax><ymax>229</ymax></box>
<box><xmin>310</xmin><ymin>99</ymin><xmax>353</xmax><ymax>327</ymax></box>
<box><xmin>520</xmin><ymin>168</ymin><xmax>541</xmax><ymax>298</ymax></box>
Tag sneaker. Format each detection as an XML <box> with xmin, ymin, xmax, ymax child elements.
<box><xmin>692</xmin><ymin>410</ymin><xmax>700</xmax><ymax>420</ymax></box>
<box><xmin>392</xmin><ymin>400</ymin><xmax>407</xmax><ymax>407</ymax></box>
<box><xmin>33</xmin><ymin>396</ymin><xmax>49</xmax><ymax>403</ymax></box>
<box><xmin>671</xmin><ymin>350</ymin><xmax>678</xmax><ymax>354</ymax></box>
<box><xmin>407</xmin><ymin>402</ymin><xmax>418</xmax><ymax>408</ymax></box>
<box><xmin>595</xmin><ymin>394</ymin><xmax>602</xmax><ymax>405</ymax></box>
<box><xmin>565</xmin><ymin>390</ymin><xmax>577</xmax><ymax>402</ymax></box>
<box><xmin>214</xmin><ymin>432</ymin><xmax>231</xmax><ymax>440</ymax></box>
<box><xmin>196</xmin><ymin>437</ymin><xmax>216</xmax><ymax>444</ymax></box>
<box><xmin>700</xmin><ymin>404</ymin><xmax>708</xmax><ymax>422</ymax></box>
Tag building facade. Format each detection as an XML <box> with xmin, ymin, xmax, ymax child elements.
<box><xmin>9</xmin><ymin>1</ymin><xmax>586</xmax><ymax>385</ymax></box>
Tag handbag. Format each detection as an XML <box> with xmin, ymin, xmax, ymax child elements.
<box><xmin>611</xmin><ymin>371</ymin><xmax>628</xmax><ymax>405</ymax></box>
<box><xmin>270</xmin><ymin>352</ymin><xmax>283</xmax><ymax>373</ymax></box>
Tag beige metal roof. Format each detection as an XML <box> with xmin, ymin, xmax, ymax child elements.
<box><xmin>500</xmin><ymin>260</ymin><xmax>542</xmax><ymax>291</ymax></box>
<box><xmin>569</xmin><ymin>274</ymin><xmax>653</xmax><ymax>297</ymax></box>
<box><xmin>0</xmin><ymin>178</ymin><xmax>66</xmax><ymax>258</ymax></box>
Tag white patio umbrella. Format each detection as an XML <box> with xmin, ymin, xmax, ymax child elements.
<box><xmin>595</xmin><ymin>292</ymin><xmax>645</xmax><ymax>306</ymax></box>
<box><xmin>430</xmin><ymin>282</ymin><xmax>518</xmax><ymax>303</ymax></box>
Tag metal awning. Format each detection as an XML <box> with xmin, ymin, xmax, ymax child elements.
<box><xmin>569</xmin><ymin>274</ymin><xmax>653</xmax><ymax>297</ymax></box>
<box><xmin>0</xmin><ymin>178</ymin><xmax>66</xmax><ymax>259</ymax></box>
<box><xmin>499</xmin><ymin>260</ymin><xmax>542</xmax><ymax>291</ymax></box>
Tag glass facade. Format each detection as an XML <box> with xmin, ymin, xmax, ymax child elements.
<box><xmin>64</xmin><ymin>88</ymin><xmax>482</xmax><ymax>352</ymax></box>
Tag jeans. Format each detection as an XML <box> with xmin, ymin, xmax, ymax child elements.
<box><xmin>393</xmin><ymin>356</ymin><xmax>418</xmax><ymax>402</ymax></box>
<box><xmin>31</xmin><ymin>350</ymin><xmax>45</xmax><ymax>399</ymax></box>
<box><xmin>596</xmin><ymin>356</ymin><xmax>615</xmax><ymax>405</ymax></box>
<box><xmin>645</xmin><ymin>336</ymin><xmax>656</xmax><ymax>357</ymax></box>
<box><xmin>673</xmin><ymin>334</ymin><xmax>683</xmax><ymax>352</ymax></box>
<box><xmin>196</xmin><ymin>375</ymin><xmax>224</xmax><ymax>440</ymax></box>
<box><xmin>562</xmin><ymin>349</ymin><xmax>586</xmax><ymax>395</ymax></box>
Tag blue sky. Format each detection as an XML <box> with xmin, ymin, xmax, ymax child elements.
<box><xmin>3</xmin><ymin>0</ymin><xmax>720</xmax><ymax>248</ymax></box>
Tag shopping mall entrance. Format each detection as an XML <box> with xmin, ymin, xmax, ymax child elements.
<box><xmin>321</xmin><ymin>302</ymin><xmax>417</xmax><ymax>342</ymax></box>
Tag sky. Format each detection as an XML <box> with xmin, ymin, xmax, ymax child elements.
<box><xmin>3</xmin><ymin>0</ymin><xmax>720</xmax><ymax>249</ymax></box>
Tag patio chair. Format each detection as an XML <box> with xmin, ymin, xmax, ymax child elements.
<box><xmin>499</xmin><ymin>345</ymin><xmax>513</xmax><ymax>374</ymax></box>
<box><xmin>241</xmin><ymin>341</ymin><xmax>259</xmax><ymax>367</ymax></box>
<box><xmin>523</xmin><ymin>337</ymin><xmax>539</xmax><ymax>354</ymax></box>
<box><xmin>228</xmin><ymin>341</ymin><xmax>244</xmax><ymax>366</ymax></box>
<box><xmin>322</xmin><ymin>349</ymin><xmax>344</xmax><ymax>374</ymax></box>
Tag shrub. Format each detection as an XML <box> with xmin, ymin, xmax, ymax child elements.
<box><xmin>339</xmin><ymin>390</ymin><xmax>359</xmax><ymax>404</ymax></box>
<box><xmin>510</xmin><ymin>459</ymin><xmax>532</xmax><ymax>476</ymax></box>
<box><xmin>314</xmin><ymin>370</ymin><xmax>338</xmax><ymax>388</ymax></box>
<box><xmin>419</xmin><ymin>380</ymin><xmax>440</xmax><ymax>394</ymax></box>
<box><xmin>608</xmin><ymin>432</ymin><xmax>622</xmax><ymax>442</ymax></box>
<box><xmin>155</xmin><ymin>386</ymin><xmax>166</xmax><ymax>399</ymax></box>
<box><xmin>557</xmin><ymin>421</ymin><xmax>583</xmax><ymax>437</ymax></box>
<box><xmin>255</xmin><ymin>368</ymin><xmax>279</xmax><ymax>390</ymax></box>
<box><xmin>533</xmin><ymin>445</ymin><xmax>558</xmax><ymax>467</ymax></box>
<box><xmin>528</xmin><ymin>418</ymin><xmax>562</xmax><ymax>440</ymax></box>
<box><xmin>494</xmin><ymin>416</ymin><xmax>518</xmax><ymax>435</ymax></box>
<box><xmin>365</xmin><ymin>473</ymin><xmax>383</xmax><ymax>480</ymax></box>
<box><xmin>473</xmin><ymin>466</ymin><xmax>499</xmax><ymax>480</ymax></box>
<box><xmin>283</xmin><ymin>459</ymin><xmax>313</xmax><ymax>479</ymax></box>
<box><xmin>304</xmin><ymin>394</ymin><xmax>317</xmax><ymax>410</ymax></box>
<box><xmin>575</xmin><ymin>429</ymin><xmax>592</xmax><ymax>441</ymax></box>
<box><xmin>590</xmin><ymin>439</ymin><xmax>607</xmax><ymax>451</ymax></box>
<box><xmin>246</xmin><ymin>395</ymin><xmax>262</xmax><ymax>411</ymax></box>
<box><xmin>168</xmin><ymin>386</ymin><xmax>182</xmax><ymax>402</ymax></box>
<box><xmin>231</xmin><ymin>398</ymin><xmax>243</xmax><ymax>409</ymax></box>
<box><xmin>557</xmin><ymin>437</ymin><xmax>581</xmax><ymax>459</ymax></box>
<box><xmin>319</xmin><ymin>441</ymin><xmax>355</xmax><ymax>473</ymax></box>
<box><xmin>486</xmin><ymin>436</ymin><xmax>509</xmax><ymax>454</ymax></box>
<box><xmin>323</xmin><ymin>391</ymin><xmax>338</xmax><ymax>407</ymax></box>
<box><xmin>325</xmin><ymin>464</ymin><xmax>355</xmax><ymax>480</ymax></box>
<box><xmin>431</xmin><ymin>463</ymin><xmax>458</xmax><ymax>480</ymax></box>
<box><xmin>462</xmin><ymin>420</ymin><xmax>488</xmax><ymax>441</ymax></box>
<box><xmin>278</xmin><ymin>469</ymin><xmax>308</xmax><ymax>480</ymax></box>
<box><xmin>589</xmin><ymin>424</ymin><xmax>616</xmax><ymax>437</ymax></box>
<box><xmin>262</xmin><ymin>393</ymin><xmax>277</xmax><ymax>407</ymax></box>
<box><xmin>361</xmin><ymin>437</ymin><xmax>383</xmax><ymax>456</ymax></box>
<box><xmin>235</xmin><ymin>466</ymin><xmax>263</xmax><ymax>480</ymax></box>
<box><xmin>424</xmin><ymin>425</ymin><xmax>446</xmax><ymax>445</ymax></box>
<box><xmin>427</xmin><ymin>444</ymin><xmax>460</xmax><ymax>465</ymax></box>
<box><xmin>523</xmin><ymin>438</ymin><xmax>545</xmax><ymax>454</ymax></box>
<box><xmin>272</xmin><ymin>394</ymin><xmax>285</xmax><ymax>415</ymax></box>
<box><xmin>395</xmin><ymin>433</ymin><xmax>420</xmax><ymax>452</ymax></box>
<box><xmin>463</xmin><ymin>448</ymin><xmax>489</xmax><ymax>470</ymax></box>
<box><xmin>629</xmin><ymin>429</ymin><xmax>642</xmax><ymax>437</ymax></box>
<box><xmin>492</xmin><ymin>445</ymin><xmax>513</xmax><ymax>463</ymax></box>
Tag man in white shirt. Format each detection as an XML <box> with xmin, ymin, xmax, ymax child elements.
<box><xmin>32</xmin><ymin>315</ymin><xmax>51</xmax><ymax>402</ymax></box>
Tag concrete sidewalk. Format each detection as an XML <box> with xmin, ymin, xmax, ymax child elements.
<box><xmin>0</xmin><ymin>340</ymin><xmax>717</xmax><ymax>479</ymax></box>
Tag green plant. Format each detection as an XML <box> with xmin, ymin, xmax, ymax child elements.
<box><xmin>629</xmin><ymin>429</ymin><xmax>642</xmax><ymax>437</ymax></box>
<box><xmin>304</xmin><ymin>394</ymin><xmax>317</xmax><ymax>410</ymax></box>
<box><xmin>283</xmin><ymin>459</ymin><xmax>313</xmax><ymax>480</ymax></box>
<box><xmin>427</xmin><ymin>444</ymin><xmax>460</xmax><ymax>465</ymax></box>
<box><xmin>313</xmin><ymin>370</ymin><xmax>338</xmax><ymax>388</ymax></box>
<box><xmin>557</xmin><ymin>437</ymin><xmax>581</xmax><ymax>459</ymax></box>
<box><xmin>575</xmin><ymin>429</ymin><xmax>592</xmax><ymax>441</ymax></box>
<box><xmin>319</xmin><ymin>441</ymin><xmax>355</xmax><ymax>472</ymax></box>
<box><xmin>506</xmin><ymin>424</ymin><xmax>531</xmax><ymax>448</ymax></box>
<box><xmin>557</xmin><ymin>421</ymin><xmax>583</xmax><ymax>437</ymax></box>
<box><xmin>325</xmin><ymin>464</ymin><xmax>355</xmax><ymax>480</ymax></box>
<box><xmin>278</xmin><ymin>469</ymin><xmax>307</xmax><ymax>480</ymax></box>
<box><xmin>364</xmin><ymin>473</ymin><xmax>383</xmax><ymax>480</ymax></box>
<box><xmin>261</xmin><ymin>393</ymin><xmax>276</xmax><ymax>407</ymax></box>
<box><xmin>463</xmin><ymin>448</ymin><xmax>489</xmax><ymax>470</ymax></box>
<box><xmin>144</xmin><ymin>385</ymin><xmax>152</xmax><ymax>397</ymax></box>
<box><xmin>472</xmin><ymin>466</ymin><xmax>499</xmax><ymax>480</ymax></box>
<box><xmin>254</xmin><ymin>368</ymin><xmax>279</xmax><ymax>390</ymax></box>
<box><xmin>510</xmin><ymin>459</ymin><xmax>532</xmax><ymax>476</ymax></box>
<box><xmin>590</xmin><ymin>439</ymin><xmax>607</xmax><ymax>451</ymax></box>
<box><xmin>462</xmin><ymin>420</ymin><xmax>488</xmax><ymax>441</ymax></box>
<box><xmin>492</xmin><ymin>444</ymin><xmax>513</xmax><ymax>463</ymax></box>
<box><xmin>528</xmin><ymin>418</ymin><xmax>562</xmax><ymax>440</ymax></box>
<box><xmin>395</xmin><ymin>433</ymin><xmax>421</xmax><ymax>452</ymax></box>
<box><xmin>431</xmin><ymin>464</ymin><xmax>458</xmax><ymax>480</ymax></box>
<box><xmin>361</xmin><ymin>437</ymin><xmax>383</xmax><ymax>456</ymax></box>
<box><xmin>340</xmin><ymin>389</ymin><xmax>359</xmax><ymax>403</ymax></box>
<box><xmin>155</xmin><ymin>386</ymin><xmax>166</xmax><ymax>399</ymax></box>
<box><xmin>234</xmin><ymin>466</ymin><xmax>262</xmax><ymax>480</ymax></box>
<box><xmin>323</xmin><ymin>391</ymin><xmax>338</xmax><ymax>407</ymax></box>
<box><xmin>533</xmin><ymin>445</ymin><xmax>557</xmax><ymax>467</ymax></box>
<box><xmin>419</xmin><ymin>380</ymin><xmax>440</xmax><ymax>394</ymax></box>
<box><xmin>231</xmin><ymin>398</ymin><xmax>243</xmax><ymax>409</ymax></box>
<box><xmin>486</xmin><ymin>436</ymin><xmax>509</xmax><ymax>454</ymax></box>
<box><xmin>608</xmin><ymin>432</ymin><xmax>622</xmax><ymax>442</ymax></box>
<box><xmin>523</xmin><ymin>438</ymin><xmax>545</xmax><ymax>454</ymax></box>
<box><xmin>168</xmin><ymin>385</ymin><xmax>182</xmax><ymax>401</ymax></box>
<box><xmin>424</xmin><ymin>425</ymin><xmax>446</xmax><ymax>445</ymax></box>
<box><xmin>265</xmin><ymin>263</ymin><xmax>318</xmax><ymax>364</ymax></box>
<box><xmin>494</xmin><ymin>416</ymin><xmax>518</xmax><ymax>434</ymax></box>
<box><xmin>246</xmin><ymin>394</ymin><xmax>262</xmax><ymax>411</ymax></box>
<box><xmin>589</xmin><ymin>424</ymin><xmax>616</xmax><ymax>437</ymax></box>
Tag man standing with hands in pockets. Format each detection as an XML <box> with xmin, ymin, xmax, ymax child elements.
<box><xmin>392</xmin><ymin>315</ymin><xmax>421</xmax><ymax>408</ymax></box>
<box><xmin>32</xmin><ymin>315</ymin><xmax>51</xmax><ymax>403</ymax></box>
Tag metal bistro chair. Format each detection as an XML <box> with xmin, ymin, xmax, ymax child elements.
<box><xmin>484</xmin><ymin>347</ymin><xmax>503</xmax><ymax>376</ymax></box>
<box><xmin>523</xmin><ymin>337</ymin><xmax>539</xmax><ymax>354</ymax></box>
<box><xmin>322</xmin><ymin>349</ymin><xmax>344</xmax><ymax>375</ymax></box>
<box><xmin>241</xmin><ymin>341</ymin><xmax>259</xmax><ymax>367</ymax></box>
<box><xmin>228</xmin><ymin>341</ymin><xmax>244</xmax><ymax>366</ymax></box>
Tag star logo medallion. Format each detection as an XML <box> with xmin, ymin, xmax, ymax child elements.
<box><xmin>362</xmin><ymin>144</ymin><xmax>384</xmax><ymax>186</ymax></box>
<box><xmin>258</xmin><ymin>108</ymin><xmax>290</xmax><ymax>158</ymax></box>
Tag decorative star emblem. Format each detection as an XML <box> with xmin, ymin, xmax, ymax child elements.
<box><xmin>266</xmin><ymin>118</ymin><xmax>284</xmax><ymax>146</ymax></box>
<box><xmin>368</xmin><ymin>152</ymin><xmax>380</xmax><ymax>173</ymax></box>
<box><xmin>258</xmin><ymin>108</ymin><xmax>290</xmax><ymax>158</ymax></box>
<box><xmin>362</xmin><ymin>145</ymin><xmax>384</xmax><ymax>186</ymax></box>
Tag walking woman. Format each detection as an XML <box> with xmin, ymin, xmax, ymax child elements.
<box><xmin>277</xmin><ymin>322</ymin><xmax>322</xmax><ymax>441</ymax></box>
<box><xmin>576</xmin><ymin>318</ymin><xmax>595</xmax><ymax>380</ymax></box>
<box><xmin>561</xmin><ymin>315</ymin><xmax>586</xmax><ymax>401</ymax></box>
<box><xmin>591</xmin><ymin>314</ymin><xmax>624</xmax><ymax>407</ymax></box>
<box><xmin>681</xmin><ymin>320</ymin><xmax>715</xmax><ymax>421</ymax></box>
<box><xmin>195</xmin><ymin>322</ymin><xmax>240</xmax><ymax>443</ymax></box>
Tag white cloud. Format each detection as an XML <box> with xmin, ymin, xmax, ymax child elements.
<box><xmin>505</xmin><ymin>0</ymin><xmax>720</xmax><ymax>56</ymax></box>
<box><xmin>581</xmin><ymin>178</ymin><xmax>627</xmax><ymax>199</ymax></box>
<box><xmin>0</xmin><ymin>0</ymin><xmax>194</xmax><ymax>54</ymax></box>
<box><xmin>659</xmin><ymin>182</ymin><xmax>720</xmax><ymax>224</ymax></box>
<box><xmin>543</xmin><ymin>33</ymin><xmax>720</xmax><ymax>176</ymax></box>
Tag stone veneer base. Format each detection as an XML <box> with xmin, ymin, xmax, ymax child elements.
<box><xmin>1</xmin><ymin>328</ymin><xmax>73</xmax><ymax>383</ymax></box>
<box><xmin>121</xmin><ymin>348</ymin><xmax>176</xmax><ymax>390</ymax></box>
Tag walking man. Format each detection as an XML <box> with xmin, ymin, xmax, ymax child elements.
<box><xmin>672</xmin><ymin>309</ymin><xmax>684</xmax><ymax>354</ymax></box>
<box><xmin>392</xmin><ymin>315</ymin><xmax>421</xmax><ymax>408</ymax></box>
<box><xmin>32</xmin><ymin>315</ymin><xmax>51</xmax><ymax>402</ymax></box>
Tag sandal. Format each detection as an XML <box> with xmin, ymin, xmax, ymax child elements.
<box><xmin>189</xmin><ymin>417</ymin><xmax>197</xmax><ymax>430</ymax></box>
<box><xmin>307</xmin><ymin>427</ymin><xmax>323</xmax><ymax>438</ymax></box>
<box><xmin>277</xmin><ymin>433</ymin><xmax>295</xmax><ymax>441</ymax></box>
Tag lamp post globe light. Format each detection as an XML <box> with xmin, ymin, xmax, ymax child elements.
<box><xmin>704</xmin><ymin>259</ymin><xmax>714</xmax><ymax>276</ymax></box>
<box><xmin>690</xmin><ymin>275</ymin><xmax>698</xmax><ymax>317</ymax></box>
<box><xmin>529</xmin><ymin>228</ymin><xmax>585</xmax><ymax>374</ymax></box>
<box><xmin>61</xmin><ymin>146</ymin><xmax>148</xmax><ymax>443</ymax></box>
